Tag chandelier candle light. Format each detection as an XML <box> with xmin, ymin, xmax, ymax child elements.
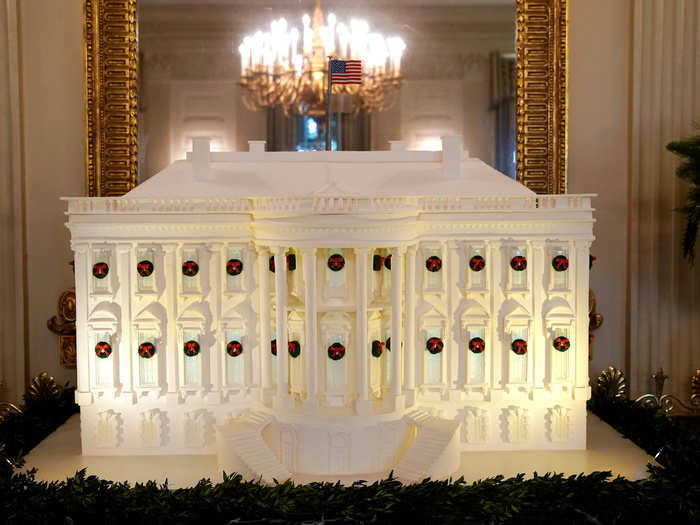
<box><xmin>237</xmin><ymin>0</ymin><xmax>405</xmax><ymax>118</ymax></box>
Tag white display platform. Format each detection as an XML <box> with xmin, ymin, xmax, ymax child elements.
<box><xmin>23</xmin><ymin>413</ymin><xmax>653</xmax><ymax>488</ymax></box>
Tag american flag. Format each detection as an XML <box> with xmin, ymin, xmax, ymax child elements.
<box><xmin>330</xmin><ymin>59</ymin><xmax>362</xmax><ymax>85</ymax></box>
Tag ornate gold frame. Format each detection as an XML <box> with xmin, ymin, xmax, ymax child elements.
<box><xmin>83</xmin><ymin>0</ymin><xmax>568</xmax><ymax>196</ymax></box>
<box><xmin>515</xmin><ymin>0</ymin><xmax>568</xmax><ymax>194</ymax></box>
<box><xmin>84</xmin><ymin>0</ymin><xmax>138</xmax><ymax>197</ymax></box>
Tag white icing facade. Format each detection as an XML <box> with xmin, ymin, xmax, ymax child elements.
<box><xmin>65</xmin><ymin>138</ymin><xmax>594</xmax><ymax>482</ymax></box>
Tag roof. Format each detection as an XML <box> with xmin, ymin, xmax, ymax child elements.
<box><xmin>125</xmin><ymin>138</ymin><xmax>534</xmax><ymax>199</ymax></box>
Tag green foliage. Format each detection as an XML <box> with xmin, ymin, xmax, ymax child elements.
<box><xmin>0</xmin><ymin>387</ymin><xmax>699</xmax><ymax>523</ymax></box>
<box><xmin>0</xmin><ymin>383</ymin><xmax>78</xmax><ymax>473</ymax></box>
<box><xmin>667</xmin><ymin>129</ymin><xmax>700</xmax><ymax>261</ymax></box>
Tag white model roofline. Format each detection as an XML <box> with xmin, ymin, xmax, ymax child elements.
<box><xmin>122</xmin><ymin>137</ymin><xmax>542</xmax><ymax>199</ymax></box>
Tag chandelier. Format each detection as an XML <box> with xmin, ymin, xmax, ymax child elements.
<box><xmin>237</xmin><ymin>0</ymin><xmax>406</xmax><ymax>117</ymax></box>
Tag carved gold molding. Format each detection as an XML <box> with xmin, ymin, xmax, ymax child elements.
<box><xmin>47</xmin><ymin>287</ymin><xmax>76</xmax><ymax>368</ymax></box>
<box><xmin>84</xmin><ymin>0</ymin><xmax>138</xmax><ymax>197</ymax></box>
<box><xmin>85</xmin><ymin>1</ymin><xmax>567</xmax><ymax>196</ymax></box>
<box><xmin>516</xmin><ymin>0</ymin><xmax>568</xmax><ymax>194</ymax></box>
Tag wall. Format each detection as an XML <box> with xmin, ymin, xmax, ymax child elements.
<box><xmin>568</xmin><ymin>0</ymin><xmax>632</xmax><ymax>380</ymax></box>
<box><xmin>18</xmin><ymin>0</ymin><xmax>83</xmax><ymax>389</ymax></box>
<box><xmin>0</xmin><ymin>0</ymin><xmax>24</xmax><ymax>403</ymax></box>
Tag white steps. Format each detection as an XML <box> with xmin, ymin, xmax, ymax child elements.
<box><xmin>394</xmin><ymin>409</ymin><xmax>460</xmax><ymax>482</ymax></box>
<box><xmin>220</xmin><ymin>411</ymin><xmax>291</xmax><ymax>483</ymax></box>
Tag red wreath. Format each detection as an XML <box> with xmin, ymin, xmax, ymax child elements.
<box><xmin>553</xmin><ymin>336</ymin><xmax>570</xmax><ymax>352</ymax></box>
<box><xmin>426</xmin><ymin>337</ymin><xmax>444</xmax><ymax>354</ymax></box>
<box><xmin>288</xmin><ymin>340</ymin><xmax>301</xmax><ymax>358</ymax></box>
<box><xmin>386</xmin><ymin>337</ymin><xmax>391</xmax><ymax>351</ymax></box>
<box><xmin>226</xmin><ymin>258</ymin><xmax>243</xmax><ymax>276</ymax></box>
<box><xmin>92</xmin><ymin>262</ymin><xmax>109</xmax><ymax>279</ymax></box>
<box><xmin>384</xmin><ymin>254</ymin><xmax>392</xmax><ymax>270</ymax></box>
<box><xmin>328</xmin><ymin>253</ymin><xmax>345</xmax><ymax>272</ymax></box>
<box><xmin>511</xmin><ymin>339</ymin><xmax>527</xmax><ymax>355</ymax></box>
<box><xmin>138</xmin><ymin>342</ymin><xmax>155</xmax><ymax>358</ymax></box>
<box><xmin>137</xmin><ymin>260</ymin><xmax>154</xmax><ymax>277</ymax></box>
<box><xmin>269</xmin><ymin>256</ymin><xmax>276</xmax><ymax>273</ymax></box>
<box><xmin>469</xmin><ymin>255</ymin><xmax>485</xmax><ymax>272</ymax></box>
<box><xmin>371</xmin><ymin>340</ymin><xmax>384</xmax><ymax>358</ymax></box>
<box><xmin>468</xmin><ymin>337</ymin><xmax>485</xmax><ymax>354</ymax></box>
<box><xmin>271</xmin><ymin>339</ymin><xmax>277</xmax><ymax>355</ymax></box>
<box><xmin>227</xmin><ymin>340</ymin><xmax>243</xmax><ymax>357</ymax></box>
<box><xmin>373</xmin><ymin>254</ymin><xmax>385</xmax><ymax>271</ymax></box>
<box><xmin>510</xmin><ymin>256</ymin><xmax>527</xmax><ymax>271</ymax></box>
<box><xmin>426</xmin><ymin>256</ymin><xmax>442</xmax><ymax>272</ymax></box>
<box><xmin>552</xmin><ymin>255</ymin><xmax>569</xmax><ymax>272</ymax></box>
<box><xmin>183</xmin><ymin>340</ymin><xmax>200</xmax><ymax>356</ymax></box>
<box><xmin>182</xmin><ymin>260</ymin><xmax>199</xmax><ymax>276</ymax></box>
<box><xmin>328</xmin><ymin>342</ymin><xmax>345</xmax><ymax>360</ymax></box>
<box><xmin>94</xmin><ymin>341</ymin><xmax>112</xmax><ymax>359</ymax></box>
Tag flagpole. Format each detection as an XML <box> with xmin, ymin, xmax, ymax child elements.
<box><xmin>326</xmin><ymin>57</ymin><xmax>332</xmax><ymax>151</ymax></box>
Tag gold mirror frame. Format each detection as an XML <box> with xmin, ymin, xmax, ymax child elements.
<box><xmin>83</xmin><ymin>0</ymin><xmax>567</xmax><ymax>197</ymax></box>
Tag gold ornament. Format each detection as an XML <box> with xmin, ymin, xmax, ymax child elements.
<box><xmin>596</xmin><ymin>366</ymin><xmax>628</xmax><ymax>400</ymax></box>
<box><xmin>26</xmin><ymin>372</ymin><xmax>62</xmax><ymax>402</ymax></box>
<box><xmin>0</xmin><ymin>402</ymin><xmax>22</xmax><ymax>423</ymax></box>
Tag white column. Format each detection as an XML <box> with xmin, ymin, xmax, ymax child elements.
<box><xmin>574</xmin><ymin>240</ymin><xmax>591</xmax><ymax>396</ymax></box>
<box><xmin>355</xmin><ymin>248</ymin><xmax>371</xmax><ymax>413</ymax></box>
<box><xmin>207</xmin><ymin>242</ymin><xmax>223</xmax><ymax>402</ymax></box>
<box><xmin>164</xmin><ymin>243</ymin><xmax>179</xmax><ymax>394</ymax></box>
<box><xmin>301</xmin><ymin>247</ymin><xmax>318</xmax><ymax>410</ymax></box>
<box><xmin>256</xmin><ymin>245</ymin><xmax>272</xmax><ymax>399</ymax></box>
<box><xmin>73</xmin><ymin>244</ymin><xmax>91</xmax><ymax>404</ymax></box>
<box><xmin>532</xmin><ymin>242</ymin><xmax>546</xmax><ymax>396</ymax></box>
<box><xmin>404</xmin><ymin>245</ymin><xmax>417</xmax><ymax>406</ymax></box>
<box><xmin>116</xmin><ymin>243</ymin><xmax>133</xmax><ymax>400</ymax></box>
<box><xmin>446</xmin><ymin>241</ymin><xmax>460</xmax><ymax>398</ymax></box>
<box><xmin>390</xmin><ymin>246</ymin><xmax>405</xmax><ymax>408</ymax></box>
<box><xmin>489</xmin><ymin>241</ymin><xmax>504</xmax><ymax>400</ymax></box>
<box><xmin>274</xmin><ymin>246</ymin><xmax>290</xmax><ymax>405</ymax></box>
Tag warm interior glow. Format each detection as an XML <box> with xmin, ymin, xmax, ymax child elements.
<box><xmin>416</xmin><ymin>139</ymin><xmax>443</xmax><ymax>152</ymax></box>
<box><xmin>237</xmin><ymin>1</ymin><xmax>406</xmax><ymax>116</ymax></box>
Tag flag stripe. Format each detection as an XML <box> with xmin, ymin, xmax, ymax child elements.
<box><xmin>330</xmin><ymin>59</ymin><xmax>363</xmax><ymax>85</ymax></box>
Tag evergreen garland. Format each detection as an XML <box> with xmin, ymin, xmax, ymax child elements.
<box><xmin>667</xmin><ymin>128</ymin><xmax>700</xmax><ymax>261</ymax></box>
<box><xmin>1</xmin><ymin>377</ymin><xmax>699</xmax><ymax>523</ymax></box>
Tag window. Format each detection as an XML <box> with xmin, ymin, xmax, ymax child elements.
<box><xmin>296</xmin><ymin>115</ymin><xmax>338</xmax><ymax>151</ymax></box>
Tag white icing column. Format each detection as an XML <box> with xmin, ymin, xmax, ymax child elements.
<box><xmin>490</xmin><ymin>241</ymin><xmax>504</xmax><ymax>392</ymax></box>
<box><xmin>164</xmin><ymin>243</ymin><xmax>179</xmax><ymax>393</ymax></box>
<box><xmin>404</xmin><ymin>245</ymin><xmax>417</xmax><ymax>406</ymax></box>
<box><xmin>73</xmin><ymin>244</ymin><xmax>91</xmax><ymax>403</ymax></box>
<box><xmin>532</xmin><ymin>242</ymin><xmax>546</xmax><ymax>393</ymax></box>
<box><xmin>116</xmin><ymin>242</ymin><xmax>133</xmax><ymax>397</ymax></box>
<box><xmin>274</xmin><ymin>246</ymin><xmax>290</xmax><ymax>405</ymax></box>
<box><xmin>256</xmin><ymin>245</ymin><xmax>272</xmax><ymax>398</ymax></box>
<box><xmin>207</xmin><ymin>242</ymin><xmax>223</xmax><ymax>399</ymax></box>
<box><xmin>301</xmin><ymin>247</ymin><xmax>318</xmax><ymax>410</ymax></box>
<box><xmin>390</xmin><ymin>246</ymin><xmax>405</xmax><ymax>407</ymax></box>
<box><xmin>446</xmin><ymin>241</ymin><xmax>460</xmax><ymax>396</ymax></box>
<box><xmin>574</xmin><ymin>240</ymin><xmax>591</xmax><ymax>397</ymax></box>
<box><xmin>355</xmin><ymin>248</ymin><xmax>371</xmax><ymax>413</ymax></box>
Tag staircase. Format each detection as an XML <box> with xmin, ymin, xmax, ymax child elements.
<box><xmin>393</xmin><ymin>409</ymin><xmax>460</xmax><ymax>482</ymax></box>
<box><xmin>218</xmin><ymin>411</ymin><xmax>292</xmax><ymax>483</ymax></box>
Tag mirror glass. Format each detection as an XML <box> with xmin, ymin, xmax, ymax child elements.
<box><xmin>138</xmin><ymin>0</ymin><xmax>516</xmax><ymax>181</ymax></box>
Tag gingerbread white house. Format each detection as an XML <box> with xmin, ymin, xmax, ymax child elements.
<box><xmin>64</xmin><ymin>137</ymin><xmax>594</xmax><ymax>482</ymax></box>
